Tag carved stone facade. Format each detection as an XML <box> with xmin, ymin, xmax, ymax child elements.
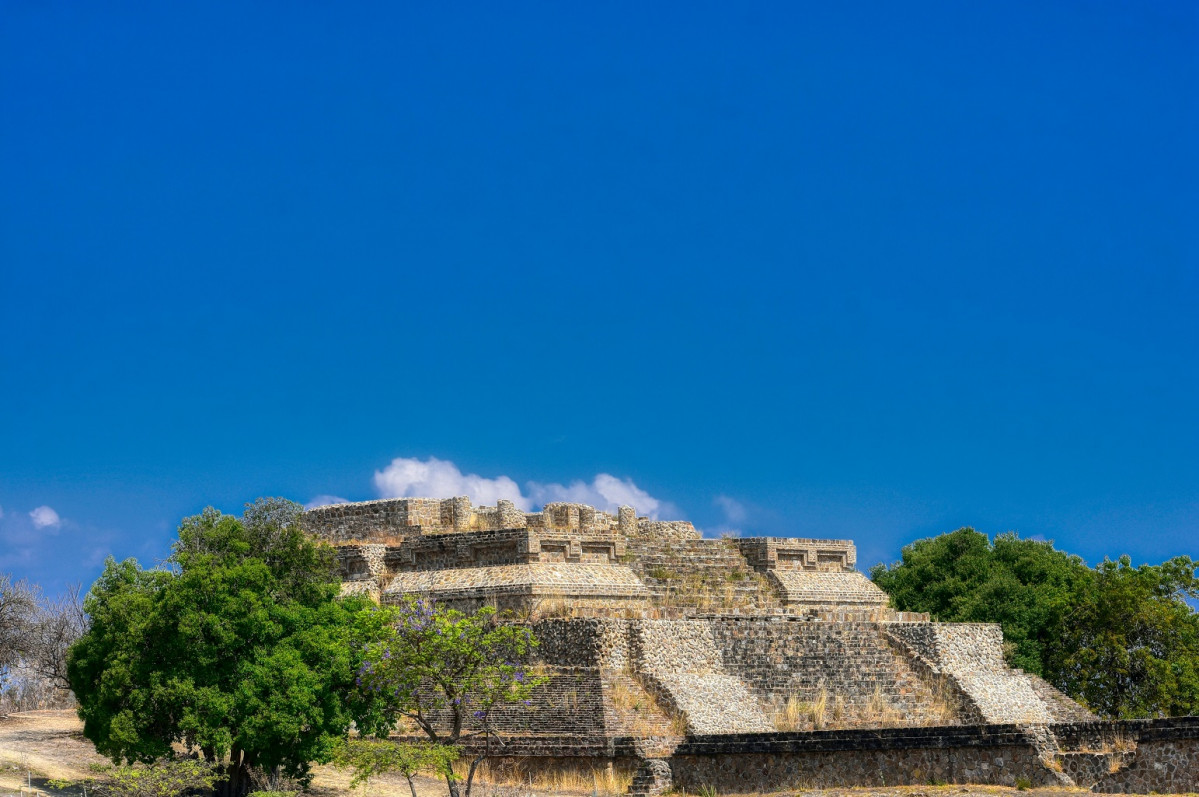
<box><xmin>304</xmin><ymin>496</ymin><xmax>891</xmax><ymax>616</ymax></box>
<box><xmin>302</xmin><ymin>496</ymin><xmax>1199</xmax><ymax>794</ymax></box>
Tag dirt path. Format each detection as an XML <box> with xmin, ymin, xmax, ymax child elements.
<box><xmin>0</xmin><ymin>712</ymin><xmax>539</xmax><ymax>797</ymax></box>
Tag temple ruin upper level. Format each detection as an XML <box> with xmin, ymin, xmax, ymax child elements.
<box><xmin>301</xmin><ymin>495</ymin><xmax>892</xmax><ymax>618</ymax></box>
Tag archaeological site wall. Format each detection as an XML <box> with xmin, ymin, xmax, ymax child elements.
<box><xmin>302</xmin><ymin>496</ymin><xmax>1199</xmax><ymax>795</ymax></box>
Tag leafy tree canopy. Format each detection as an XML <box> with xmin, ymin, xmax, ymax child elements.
<box><xmin>870</xmin><ymin>528</ymin><xmax>1091</xmax><ymax>675</ymax></box>
<box><xmin>333</xmin><ymin>738</ymin><xmax>459</xmax><ymax>797</ymax></box>
<box><xmin>68</xmin><ymin>499</ymin><xmax>384</xmax><ymax>796</ymax></box>
<box><xmin>1056</xmin><ymin>555</ymin><xmax>1199</xmax><ymax>718</ymax></box>
<box><xmin>355</xmin><ymin>597</ymin><xmax>545</xmax><ymax>797</ymax></box>
<box><xmin>871</xmin><ymin>528</ymin><xmax>1199</xmax><ymax>718</ymax></box>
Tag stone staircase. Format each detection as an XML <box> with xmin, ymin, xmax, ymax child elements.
<box><xmin>624</xmin><ymin>537</ymin><xmax>782</xmax><ymax>612</ymax></box>
<box><xmin>1037</xmin><ymin>723</ymin><xmax>1139</xmax><ymax>789</ymax></box>
<box><xmin>630</xmin><ymin>620</ymin><xmax>774</xmax><ymax>734</ymax></box>
<box><xmin>715</xmin><ymin>620</ymin><xmax>960</xmax><ymax>728</ymax></box>
<box><xmin>884</xmin><ymin>624</ymin><xmax>1057</xmax><ymax>725</ymax></box>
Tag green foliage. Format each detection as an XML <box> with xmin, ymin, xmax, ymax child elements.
<box><xmin>870</xmin><ymin>528</ymin><xmax>1091</xmax><ymax>676</ymax></box>
<box><xmin>67</xmin><ymin>498</ymin><xmax>385</xmax><ymax>794</ymax></box>
<box><xmin>50</xmin><ymin>758</ymin><xmax>219</xmax><ymax>797</ymax></box>
<box><xmin>355</xmin><ymin>597</ymin><xmax>546</xmax><ymax>797</ymax></box>
<box><xmin>871</xmin><ymin>529</ymin><xmax>1199</xmax><ymax>718</ymax></box>
<box><xmin>356</xmin><ymin>597</ymin><xmax>545</xmax><ymax>743</ymax></box>
<box><xmin>333</xmin><ymin>738</ymin><xmax>459</xmax><ymax>797</ymax></box>
<box><xmin>1055</xmin><ymin>555</ymin><xmax>1199</xmax><ymax>718</ymax></box>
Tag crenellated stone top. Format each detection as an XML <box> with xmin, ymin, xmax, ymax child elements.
<box><xmin>302</xmin><ymin>495</ymin><xmax>699</xmax><ymax>543</ymax></box>
<box><xmin>302</xmin><ymin>495</ymin><xmax>885</xmax><ymax>616</ymax></box>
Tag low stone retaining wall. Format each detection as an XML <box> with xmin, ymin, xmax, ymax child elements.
<box><xmin>445</xmin><ymin>718</ymin><xmax>1199</xmax><ymax>794</ymax></box>
<box><xmin>666</xmin><ymin>719</ymin><xmax>1199</xmax><ymax>794</ymax></box>
<box><xmin>669</xmin><ymin>725</ymin><xmax>1066</xmax><ymax>791</ymax></box>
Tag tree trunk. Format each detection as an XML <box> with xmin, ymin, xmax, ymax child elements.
<box><xmin>215</xmin><ymin>755</ymin><xmax>252</xmax><ymax>797</ymax></box>
<box><xmin>444</xmin><ymin>769</ymin><xmax>461</xmax><ymax>797</ymax></box>
<box><xmin>406</xmin><ymin>774</ymin><xmax>419</xmax><ymax>797</ymax></box>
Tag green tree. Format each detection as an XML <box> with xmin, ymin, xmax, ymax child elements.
<box><xmin>872</xmin><ymin>529</ymin><xmax>1199</xmax><ymax>718</ymax></box>
<box><xmin>68</xmin><ymin>499</ymin><xmax>383</xmax><ymax>797</ymax></box>
<box><xmin>50</xmin><ymin>759</ymin><xmax>219</xmax><ymax>797</ymax></box>
<box><xmin>1055</xmin><ymin>555</ymin><xmax>1199</xmax><ymax>718</ymax></box>
<box><xmin>355</xmin><ymin>597</ymin><xmax>545</xmax><ymax>797</ymax></box>
<box><xmin>333</xmin><ymin>738</ymin><xmax>459</xmax><ymax>797</ymax></box>
<box><xmin>870</xmin><ymin>528</ymin><xmax>1091</xmax><ymax>675</ymax></box>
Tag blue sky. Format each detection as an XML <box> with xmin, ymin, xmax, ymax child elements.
<box><xmin>2</xmin><ymin>1</ymin><xmax>1196</xmax><ymax>594</ymax></box>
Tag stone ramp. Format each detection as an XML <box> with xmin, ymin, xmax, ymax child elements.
<box><xmin>886</xmin><ymin>623</ymin><xmax>1055</xmax><ymax>725</ymax></box>
<box><xmin>630</xmin><ymin>620</ymin><xmax>774</xmax><ymax>735</ymax></box>
<box><xmin>954</xmin><ymin>671</ymin><xmax>1054</xmax><ymax>724</ymax></box>
<box><xmin>1022</xmin><ymin>671</ymin><xmax>1098</xmax><ymax>722</ymax></box>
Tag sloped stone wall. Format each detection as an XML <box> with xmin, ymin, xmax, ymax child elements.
<box><xmin>630</xmin><ymin>620</ymin><xmax>773</xmax><ymax>734</ymax></box>
<box><xmin>710</xmin><ymin>618</ymin><xmax>958</xmax><ymax>728</ymax></box>
<box><xmin>887</xmin><ymin>623</ymin><xmax>1057</xmax><ymax>724</ymax></box>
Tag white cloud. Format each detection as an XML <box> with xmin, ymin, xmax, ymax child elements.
<box><xmin>714</xmin><ymin>494</ymin><xmax>748</xmax><ymax>525</ymax></box>
<box><xmin>29</xmin><ymin>505</ymin><xmax>61</xmax><ymax>530</ymax></box>
<box><xmin>369</xmin><ymin>456</ymin><xmax>677</xmax><ymax>519</ymax></box>
<box><xmin>527</xmin><ymin>473</ymin><xmax>676</xmax><ymax>519</ymax></box>
<box><xmin>304</xmin><ymin>495</ymin><xmax>350</xmax><ymax>510</ymax></box>
<box><xmin>374</xmin><ymin>457</ymin><xmax>528</xmax><ymax>510</ymax></box>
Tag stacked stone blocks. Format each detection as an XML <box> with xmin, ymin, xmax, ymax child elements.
<box><xmin>301</xmin><ymin>495</ymin><xmax>1198</xmax><ymax>793</ymax></box>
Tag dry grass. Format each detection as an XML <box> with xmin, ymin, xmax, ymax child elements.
<box><xmin>466</xmin><ymin>760</ymin><xmax>631</xmax><ymax>796</ymax></box>
<box><xmin>1112</xmin><ymin>730</ymin><xmax>1136</xmax><ymax>754</ymax></box>
<box><xmin>529</xmin><ymin>598</ymin><xmax>574</xmax><ymax>619</ymax></box>
<box><xmin>771</xmin><ymin>688</ymin><xmax>829</xmax><ymax>731</ymax></box>
<box><xmin>928</xmin><ymin>677</ymin><xmax>963</xmax><ymax>725</ymax></box>
<box><xmin>605</xmin><ymin>671</ymin><xmax>683</xmax><ymax>737</ymax></box>
<box><xmin>864</xmin><ymin>685</ymin><xmax>904</xmax><ymax>726</ymax></box>
<box><xmin>669</xmin><ymin>713</ymin><xmax>690</xmax><ymax>736</ymax></box>
<box><xmin>772</xmin><ymin>683</ymin><xmax>959</xmax><ymax>732</ymax></box>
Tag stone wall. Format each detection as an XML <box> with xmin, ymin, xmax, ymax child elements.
<box><xmin>380</xmin><ymin>616</ymin><xmax>1087</xmax><ymax>744</ymax></box>
<box><xmin>304</xmin><ymin>496</ymin><xmax>634</xmax><ymax>542</ymax></box>
<box><xmin>737</xmin><ymin>537</ymin><xmax>857</xmax><ymax>571</ymax></box>
<box><xmin>305</xmin><ymin>496</ymin><xmax>915</xmax><ymax>619</ymax></box>
<box><xmin>885</xmin><ymin>623</ymin><xmax>1075</xmax><ymax>725</ymax></box>
<box><xmin>710</xmin><ymin>618</ymin><xmax>959</xmax><ymax>728</ymax></box>
<box><xmin>665</xmin><ymin>718</ymin><xmax>1199</xmax><ymax>794</ymax></box>
<box><xmin>446</xmin><ymin>718</ymin><xmax>1199</xmax><ymax>794</ymax></box>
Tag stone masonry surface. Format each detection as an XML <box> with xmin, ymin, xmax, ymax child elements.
<box><xmin>299</xmin><ymin>495</ymin><xmax>1196</xmax><ymax>794</ymax></box>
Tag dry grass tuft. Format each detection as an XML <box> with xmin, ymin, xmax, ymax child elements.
<box><xmin>530</xmin><ymin>598</ymin><xmax>574</xmax><ymax>619</ymax></box>
<box><xmin>466</xmin><ymin>760</ymin><xmax>632</xmax><ymax>796</ymax></box>
<box><xmin>863</xmin><ymin>685</ymin><xmax>904</xmax><ymax>727</ymax></box>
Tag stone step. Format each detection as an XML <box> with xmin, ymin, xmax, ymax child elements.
<box><xmin>1057</xmin><ymin>751</ymin><xmax>1135</xmax><ymax>789</ymax></box>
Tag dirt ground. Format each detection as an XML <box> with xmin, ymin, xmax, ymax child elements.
<box><xmin>1</xmin><ymin>712</ymin><xmax>1193</xmax><ymax>797</ymax></box>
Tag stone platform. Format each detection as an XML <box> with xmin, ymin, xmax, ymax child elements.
<box><xmin>301</xmin><ymin>496</ymin><xmax>1198</xmax><ymax>794</ymax></box>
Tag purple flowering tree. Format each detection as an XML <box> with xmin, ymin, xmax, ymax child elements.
<box><xmin>354</xmin><ymin>597</ymin><xmax>544</xmax><ymax>797</ymax></box>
